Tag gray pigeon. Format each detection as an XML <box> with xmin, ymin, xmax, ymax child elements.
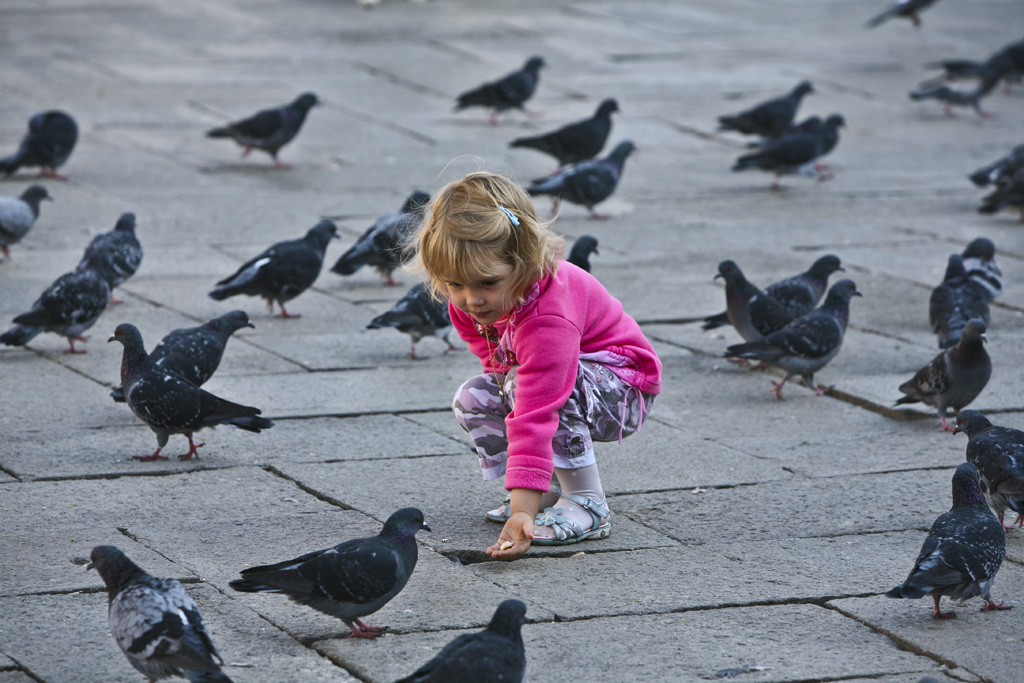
<box><xmin>970</xmin><ymin>143</ymin><xmax>1024</xmax><ymax>187</ymax></box>
<box><xmin>717</xmin><ymin>81</ymin><xmax>814</xmax><ymax>140</ymax></box>
<box><xmin>110</xmin><ymin>310</ymin><xmax>254</xmax><ymax>403</ymax></box>
<box><xmin>510</xmin><ymin>98</ymin><xmax>618</xmax><ymax>168</ymax></box>
<box><xmin>731</xmin><ymin>114</ymin><xmax>844</xmax><ymax>189</ymax></box>
<box><xmin>331</xmin><ymin>191</ymin><xmax>430</xmax><ymax>285</ymax></box>
<box><xmin>206</xmin><ymin>92</ymin><xmax>320</xmax><ymax>168</ymax></box>
<box><xmin>0</xmin><ymin>184</ymin><xmax>52</xmax><ymax>259</ymax></box>
<box><xmin>955</xmin><ymin>410</ymin><xmax>1024</xmax><ymax>529</ymax></box>
<box><xmin>367</xmin><ymin>283</ymin><xmax>457</xmax><ymax>360</ymax></box>
<box><xmin>725</xmin><ymin>279</ymin><xmax>861</xmax><ymax>399</ymax></box>
<box><xmin>0</xmin><ymin>110</ymin><xmax>78</xmax><ymax>179</ymax></box>
<box><xmin>929</xmin><ymin>254</ymin><xmax>990</xmax><ymax>349</ymax></box>
<box><xmin>866</xmin><ymin>0</ymin><xmax>941</xmax><ymax>28</ymax></box>
<box><xmin>79</xmin><ymin>212</ymin><xmax>143</xmax><ymax>304</ymax></box>
<box><xmin>109</xmin><ymin>323</ymin><xmax>274</xmax><ymax>461</ymax></box>
<box><xmin>706</xmin><ymin>260</ymin><xmax>794</xmax><ymax>344</ymax></box>
<box><xmin>979</xmin><ymin>167</ymin><xmax>1024</xmax><ymax>221</ymax></box>
<box><xmin>210</xmin><ymin>220</ymin><xmax>338</xmax><ymax>317</ymax></box>
<box><xmin>885</xmin><ymin>463</ymin><xmax>1010</xmax><ymax>618</ymax></box>
<box><xmin>567</xmin><ymin>235</ymin><xmax>599</xmax><ymax>273</ymax></box>
<box><xmin>230</xmin><ymin>507</ymin><xmax>430</xmax><ymax>638</ymax></box>
<box><xmin>394</xmin><ymin>599</ymin><xmax>527</xmax><ymax>683</ymax></box>
<box><xmin>526</xmin><ymin>140</ymin><xmax>635</xmax><ymax>219</ymax></box>
<box><xmin>909</xmin><ymin>82</ymin><xmax>995</xmax><ymax>118</ymax></box>
<box><xmin>455</xmin><ymin>56</ymin><xmax>545</xmax><ymax>124</ymax></box>
<box><xmin>895</xmin><ymin>318</ymin><xmax>991</xmax><ymax>431</ymax></box>
<box><xmin>924</xmin><ymin>38</ymin><xmax>1024</xmax><ymax>95</ymax></box>
<box><xmin>87</xmin><ymin>545</ymin><xmax>233</xmax><ymax>683</ymax></box>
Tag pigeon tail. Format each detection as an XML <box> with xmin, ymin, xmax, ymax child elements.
<box><xmin>222</xmin><ymin>415</ymin><xmax>275</xmax><ymax>433</ymax></box>
<box><xmin>185</xmin><ymin>670</ymin><xmax>235</xmax><ymax>683</ymax></box>
<box><xmin>0</xmin><ymin>150</ymin><xmax>26</xmax><ymax>175</ymax></box>
<box><xmin>885</xmin><ymin>584</ymin><xmax>928</xmax><ymax>599</ymax></box>
<box><xmin>208</xmin><ymin>285</ymin><xmax>244</xmax><ymax>301</ymax></box>
<box><xmin>0</xmin><ymin>324</ymin><xmax>43</xmax><ymax>347</ymax></box>
<box><xmin>702</xmin><ymin>312</ymin><xmax>731</xmax><ymax>330</ymax></box>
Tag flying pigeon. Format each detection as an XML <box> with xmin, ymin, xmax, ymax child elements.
<box><xmin>206</xmin><ymin>92</ymin><xmax>320</xmax><ymax>169</ymax></box>
<box><xmin>909</xmin><ymin>82</ymin><xmax>995</xmax><ymax>118</ymax></box>
<box><xmin>331</xmin><ymin>191</ymin><xmax>430</xmax><ymax>286</ymax></box>
<box><xmin>866</xmin><ymin>0</ymin><xmax>941</xmax><ymax>28</ymax></box>
<box><xmin>109</xmin><ymin>323</ymin><xmax>274</xmax><ymax>461</ymax></box>
<box><xmin>717</xmin><ymin>81</ymin><xmax>814</xmax><ymax>140</ymax></box>
<box><xmin>526</xmin><ymin>140</ymin><xmax>635</xmax><ymax>219</ymax></box>
<box><xmin>394</xmin><ymin>599</ymin><xmax>527</xmax><ymax>683</ymax></box>
<box><xmin>703</xmin><ymin>254</ymin><xmax>843</xmax><ymax>331</ymax></box>
<box><xmin>725</xmin><ymin>279</ymin><xmax>861</xmax><ymax>399</ymax></box>
<box><xmin>87</xmin><ymin>545</ymin><xmax>233</xmax><ymax>683</ymax></box>
<box><xmin>978</xmin><ymin>167</ymin><xmax>1024</xmax><ymax>221</ymax></box>
<box><xmin>210</xmin><ymin>220</ymin><xmax>337</xmax><ymax>318</ymax></box>
<box><xmin>0</xmin><ymin>184</ymin><xmax>52</xmax><ymax>260</ymax></box>
<box><xmin>929</xmin><ymin>254</ymin><xmax>992</xmax><ymax>349</ymax></box>
<box><xmin>110</xmin><ymin>310</ymin><xmax>254</xmax><ymax>403</ymax></box>
<box><xmin>895</xmin><ymin>318</ymin><xmax>991</xmax><ymax>431</ymax></box>
<box><xmin>455</xmin><ymin>56</ymin><xmax>545</xmax><ymax>125</ymax></box>
<box><xmin>704</xmin><ymin>260</ymin><xmax>793</xmax><ymax>343</ymax></box>
<box><xmin>731</xmin><ymin>116</ymin><xmax>842</xmax><ymax>189</ymax></box>
<box><xmin>510</xmin><ymin>98</ymin><xmax>619</xmax><ymax>169</ymax></box>
<box><xmin>0</xmin><ymin>248</ymin><xmax>111</xmax><ymax>353</ymax></box>
<box><xmin>885</xmin><ymin>463</ymin><xmax>1011</xmax><ymax>618</ymax></box>
<box><xmin>79</xmin><ymin>212</ymin><xmax>143</xmax><ymax>304</ymax></box>
<box><xmin>969</xmin><ymin>143</ymin><xmax>1024</xmax><ymax>187</ymax></box>
<box><xmin>0</xmin><ymin>110</ymin><xmax>78</xmax><ymax>179</ymax></box>
<box><xmin>229</xmin><ymin>507</ymin><xmax>430</xmax><ymax>638</ymax></box>
<box><xmin>567</xmin><ymin>235</ymin><xmax>599</xmax><ymax>273</ymax></box>
<box><xmin>367</xmin><ymin>283</ymin><xmax>457</xmax><ymax>360</ymax></box>
<box><xmin>955</xmin><ymin>410</ymin><xmax>1024</xmax><ymax>529</ymax></box>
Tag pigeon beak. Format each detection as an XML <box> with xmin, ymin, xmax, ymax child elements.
<box><xmin>422</xmin><ymin>523</ymin><xmax>432</xmax><ymax>532</ymax></box>
<box><xmin>837</xmin><ymin>266</ymin><xmax>845</xmax><ymax>272</ymax></box>
<box><xmin>981</xmin><ymin>333</ymin><xmax>988</xmax><ymax>343</ymax></box>
<box><xmin>953</xmin><ymin>424</ymin><xmax>963</xmax><ymax>435</ymax></box>
<box><xmin>852</xmin><ymin>290</ymin><xmax>863</xmax><ymax>297</ymax></box>
<box><xmin>246</xmin><ymin>322</ymin><xmax>256</xmax><ymax>329</ymax></box>
<box><xmin>714</xmin><ymin>273</ymin><xmax>723</xmax><ymax>281</ymax></box>
<box><xmin>85</xmin><ymin>561</ymin><xmax>95</xmax><ymax>571</ymax></box>
<box><xmin>107</xmin><ymin>335</ymin><xmax>116</xmax><ymax>343</ymax></box>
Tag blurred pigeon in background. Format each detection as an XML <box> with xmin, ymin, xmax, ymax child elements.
<box><xmin>960</xmin><ymin>237</ymin><xmax>1002</xmax><ymax>301</ymax></box>
<box><xmin>955</xmin><ymin>410</ymin><xmax>1024</xmax><ymax>529</ymax></box>
<box><xmin>79</xmin><ymin>212</ymin><xmax>143</xmax><ymax>304</ymax></box>
<box><xmin>909</xmin><ymin>82</ymin><xmax>995</xmax><ymax>118</ymax></box>
<box><xmin>527</xmin><ymin>140</ymin><xmax>635</xmax><ymax>219</ymax></box>
<box><xmin>0</xmin><ymin>184</ymin><xmax>51</xmax><ymax>260</ymax></box>
<box><xmin>0</xmin><ymin>110</ymin><xmax>78</xmax><ymax>179</ymax></box>
<box><xmin>923</xmin><ymin>38</ymin><xmax>1024</xmax><ymax>94</ymax></box>
<box><xmin>978</xmin><ymin>168</ymin><xmax>1024</xmax><ymax>221</ymax></box>
<box><xmin>510</xmin><ymin>98</ymin><xmax>619</xmax><ymax>169</ymax></box>
<box><xmin>455</xmin><ymin>56</ymin><xmax>545</xmax><ymax>125</ymax></box>
<box><xmin>731</xmin><ymin>116</ymin><xmax>842</xmax><ymax>189</ymax></box>
<box><xmin>929</xmin><ymin>253</ymin><xmax>993</xmax><ymax>348</ymax></box>
<box><xmin>206</xmin><ymin>92</ymin><xmax>320</xmax><ymax>169</ymax></box>
<box><xmin>717</xmin><ymin>81</ymin><xmax>814</xmax><ymax>140</ymax></box>
<box><xmin>969</xmin><ymin>143</ymin><xmax>1024</xmax><ymax>187</ymax></box>
<box><xmin>866</xmin><ymin>0</ymin><xmax>941</xmax><ymax>28</ymax></box>
<box><xmin>567</xmin><ymin>234</ymin><xmax>599</xmax><ymax>273</ymax></box>
<box><xmin>704</xmin><ymin>260</ymin><xmax>793</xmax><ymax>343</ymax></box>
<box><xmin>367</xmin><ymin>283</ymin><xmax>458</xmax><ymax>360</ymax></box>
<box><xmin>331</xmin><ymin>191</ymin><xmax>430</xmax><ymax>286</ymax></box>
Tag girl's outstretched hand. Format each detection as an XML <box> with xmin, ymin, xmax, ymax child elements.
<box><xmin>486</xmin><ymin>511</ymin><xmax>534</xmax><ymax>560</ymax></box>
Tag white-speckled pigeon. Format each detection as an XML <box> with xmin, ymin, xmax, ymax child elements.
<box><xmin>230</xmin><ymin>507</ymin><xmax>430</xmax><ymax>638</ymax></box>
<box><xmin>885</xmin><ymin>463</ymin><xmax>1010</xmax><ymax>618</ymax></box>
<box><xmin>367</xmin><ymin>283</ymin><xmax>457</xmax><ymax>360</ymax></box>
<box><xmin>717</xmin><ymin>82</ymin><xmax>814</xmax><ymax>140</ymax></box>
<box><xmin>909</xmin><ymin>82</ymin><xmax>996</xmax><ymax>118</ymax></box>
<box><xmin>79</xmin><ymin>212</ymin><xmax>143</xmax><ymax>304</ymax></box>
<box><xmin>725</xmin><ymin>279</ymin><xmax>861</xmax><ymax>399</ymax></box>
<box><xmin>526</xmin><ymin>140</ymin><xmax>635</xmax><ymax>219</ymax></box>
<box><xmin>955</xmin><ymin>410</ymin><xmax>1024</xmax><ymax>530</ymax></box>
<box><xmin>510</xmin><ymin>98</ymin><xmax>618</xmax><ymax>169</ymax></box>
<box><xmin>970</xmin><ymin>143</ymin><xmax>1024</xmax><ymax>187</ymax></box>
<box><xmin>732</xmin><ymin>116</ymin><xmax>842</xmax><ymax>190</ymax></box>
<box><xmin>331</xmin><ymin>191</ymin><xmax>430</xmax><ymax>286</ymax></box>
<box><xmin>895</xmin><ymin>318</ymin><xmax>991</xmax><ymax>431</ymax></box>
<box><xmin>210</xmin><ymin>220</ymin><xmax>337</xmax><ymax>318</ymax></box>
<box><xmin>88</xmin><ymin>545</ymin><xmax>233</xmax><ymax>683</ymax></box>
<box><xmin>866</xmin><ymin>0</ymin><xmax>941</xmax><ymax>28</ymax></box>
<box><xmin>110</xmin><ymin>310</ymin><xmax>254</xmax><ymax>403</ymax></box>
<box><xmin>979</xmin><ymin>167</ymin><xmax>1024</xmax><ymax>221</ymax></box>
<box><xmin>567</xmin><ymin>235</ymin><xmax>599</xmax><ymax>273</ymax></box>
<box><xmin>394</xmin><ymin>599</ymin><xmax>527</xmax><ymax>683</ymax></box>
<box><xmin>109</xmin><ymin>323</ymin><xmax>273</xmax><ymax>461</ymax></box>
<box><xmin>929</xmin><ymin>254</ymin><xmax>991</xmax><ymax>349</ymax></box>
<box><xmin>206</xmin><ymin>92</ymin><xmax>320</xmax><ymax>169</ymax></box>
<box><xmin>0</xmin><ymin>110</ymin><xmax>78</xmax><ymax>179</ymax></box>
<box><xmin>455</xmin><ymin>56</ymin><xmax>545</xmax><ymax>125</ymax></box>
<box><xmin>0</xmin><ymin>184</ymin><xmax>52</xmax><ymax>259</ymax></box>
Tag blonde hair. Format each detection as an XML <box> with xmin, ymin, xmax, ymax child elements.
<box><xmin>411</xmin><ymin>171</ymin><xmax>564</xmax><ymax>306</ymax></box>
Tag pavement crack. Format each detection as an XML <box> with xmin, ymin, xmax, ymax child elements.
<box><xmin>262</xmin><ymin>466</ymin><xmax>355</xmax><ymax>510</ymax></box>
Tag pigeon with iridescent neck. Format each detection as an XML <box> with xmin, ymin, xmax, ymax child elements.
<box><xmin>955</xmin><ymin>410</ymin><xmax>1024</xmax><ymax>530</ymax></box>
<box><xmin>706</xmin><ymin>260</ymin><xmax>793</xmax><ymax>344</ymax></box>
<box><xmin>717</xmin><ymin>81</ymin><xmax>814</xmax><ymax>140</ymax></box>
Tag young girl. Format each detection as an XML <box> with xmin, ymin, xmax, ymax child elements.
<box><xmin>414</xmin><ymin>171</ymin><xmax>661</xmax><ymax>559</ymax></box>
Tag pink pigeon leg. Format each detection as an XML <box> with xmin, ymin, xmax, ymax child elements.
<box><xmin>133</xmin><ymin>447</ymin><xmax>167</xmax><ymax>462</ymax></box>
<box><xmin>39</xmin><ymin>167</ymin><xmax>69</xmax><ymax>180</ymax></box>
<box><xmin>179</xmin><ymin>437</ymin><xmax>205</xmax><ymax>461</ymax></box>
<box><xmin>66</xmin><ymin>336</ymin><xmax>89</xmax><ymax>354</ymax></box>
<box><xmin>277</xmin><ymin>303</ymin><xmax>301</xmax><ymax>319</ymax></box>
<box><xmin>771</xmin><ymin>377</ymin><xmax>789</xmax><ymax>400</ymax></box>
<box><xmin>981</xmin><ymin>599</ymin><xmax>1011</xmax><ymax>611</ymax></box>
<box><xmin>932</xmin><ymin>595</ymin><xmax>956</xmax><ymax>619</ymax></box>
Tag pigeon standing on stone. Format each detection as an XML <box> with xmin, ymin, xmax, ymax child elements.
<box><xmin>924</xmin><ymin>38</ymin><xmax>1024</xmax><ymax>95</ymax></box>
<box><xmin>206</xmin><ymin>92</ymin><xmax>320</xmax><ymax>169</ymax></box>
<box><xmin>885</xmin><ymin>463</ymin><xmax>1011</xmax><ymax>618</ymax></box>
<box><xmin>110</xmin><ymin>311</ymin><xmax>254</xmax><ymax>403</ymax></box>
<box><xmin>87</xmin><ymin>545</ymin><xmax>234</xmax><ymax>683</ymax></box>
<box><xmin>510</xmin><ymin>98</ymin><xmax>619</xmax><ymax>169</ymax></box>
<box><xmin>895</xmin><ymin>318</ymin><xmax>991</xmax><ymax>431</ymax></box>
<box><xmin>705</xmin><ymin>260</ymin><xmax>793</xmax><ymax>343</ymax></box>
<box><xmin>716</xmin><ymin>81</ymin><xmax>814</xmax><ymax>140</ymax></box>
<box><xmin>109</xmin><ymin>323</ymin><xmax>274</xmax><ymax>461</ymax></box>
<box><xmin>526</xmin><ymin>140</ymin><xmax>635</xmax><ymax>219</ymax></box>
<box><xmin>395</xmin><ymin>599</ymin><xmax>527</xmax><ymax>683</ymax></box>
<box><xmin>0</xmin><ymin>110</ymin><xmax>78</xmax><ymax>179</ymax></box>
<box><xmin>866</xmin><ymin>0</ymin><xmax>941</xmax><ymax>28</ymax></box>
<box><xmin>909</xmin><ymin>81</ymin><xmax>996</xmax><ymax>118</ymax></box>
<box><xmin>209</xmin><ymin>220</ymin><xmax>337</xmax><ymax>318</ymax></box>
<box><xmin>79</xmin><ymin>212</ymin><xmax>143</xmax><ymax>304</ymax></box>
<box><xmin>331</xmin><ymin>191</ymin><xmax>430</xmax><ymax>286</ymax></box>
<box><xmin>230</xmin><ymin>507</ymin><xmax>430</xmax><ymax>638</ymax></box>
<box><xmin>955</xmin><ymin>410</ymin><xmax>1024</xmax><ymax>529</ymax></box>
<box><xmin>960</xmin><ymin>237</ymin><xmax>1002</xmax><ymax>301</ymax></box>
<box><xmin>567</xmin><ymin>235</ymin><xmax>599</xmax><ymax>273</ymax></box>
<box><xmin>970</xmin><ymin>143</ymin><xmax>1024</xmax><ymax>187</ymax></box>
<box><xmin>725</xmin><ymin>279</ymin><xmax>861</xmax><ymax>399</ymax></box>
<box><xmin>929</xmin><ymin>254</ymin><xmax>991</xmax><ymax>349</ymax></box>
<box><xmin>731</xmin><ymin>115</ymin><xmax>842</xmax><ymax>189</ymax></box>
<box><xmin>979</xmin><ymin>168</ymin><xmax>1024</xmax><ymax>221</ymax></box>
<box><xmin>455</xmin><ymin>56</ymin><xmax>545</xmax><ymax>125</ymax></box>
<box><xmin>0</xmin><ymin>184</ymin><xmax>52</xmax><ymax>260</ymax></box>
<box><xmin>367</xmin><ymin>283</ymin><xmax>458</xmax><ymax>360</ymax></box>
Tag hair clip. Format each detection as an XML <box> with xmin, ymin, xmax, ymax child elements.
<box><xmin>499</xmin><ymin>206</ymin><xmax>520</xmax><ymax>226</ymax></box>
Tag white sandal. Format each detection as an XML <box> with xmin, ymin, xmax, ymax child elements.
<box><xmin>531</xmin><ymin>493</ymin><xmax>611</xmax><ymax>545</ymax></box>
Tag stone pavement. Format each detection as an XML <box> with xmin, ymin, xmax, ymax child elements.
<box><xmin>2</xmin><ymin>0</ymin><xmax>1024</xmax><ymax>681</ymax></box>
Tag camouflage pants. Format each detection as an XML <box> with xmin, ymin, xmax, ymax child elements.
<box><xmin>452</xmin><ymin>360</ymin><xmax>656</xmax><ymax>481</ymax></box>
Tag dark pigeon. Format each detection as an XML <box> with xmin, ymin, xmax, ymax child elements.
<box><xmin>230</xmin><ymin>507</ymin><xmax>430</xmax><ymax>638</ymax></box>
<box><xmin>110</xmin><ymin>310</ymin><xmax>254</xmax><ymax>403</ymax></box>
<box><xmin>955</xmin><ymin>410</ymin><xmax>1024</xmax><ymax>530</ymax></box>
<box><xmin>960</xmin><ymin>237</ymin><xmax>1002</xmax><ymax>300</ymax></box>
<box><xmin>394</xmin><ymin>599</ymin><xmax>527</xmax><ymax>683</ymax></box>
<box><xmin>895</xmin><ymin>318</ymin><xmax>991</xmax><ymax>431</ymax></box>
<box><xmin>969</xmin><ymin>143</ymin><xmax>1024</xmax><ymax>187</ymax></box>
<box><xmin>725</xmin><ymin>279</ymin><xmax>861</xmax><ymax>399</ymax></box>
<box><xmin>885</xmin><ymin>463</ymin><xmax>1010</xmax><ymax>618</ymax></box>
<box><xmin>717</xmin><ymin>81</ymin><xmax>814</xmax><ymax>140</ymax></box>
<box><xmin>0</xmin><ymin>184</ymin><xmax>52</xmax><ymax>260</ymax></box>
<box><xmin>705</xmin><ymin>260</ymin><xmax>793</xmax><ymax>343</ymax></box>
<box><xmin>929</xmin><ymin>254</ymin><xmax>990</xmax><ymax>349</ymax></box>
<box><xmin>210</xmin><ymin>220</ymin><xmax>337</xmax><ymax>318</ymax></box>
<box><xmin>909</xmin><ymin>82</ymin><xmax>996</xmax><ymax>118</ymax></box>
<box><xmin>79</xmin><ymin>212</ymin><xmax>143</xmax><ymax>304</ymax></box>
<box><xmin>109</xmin><ymin>323</ymin><xmax>274</xmax><ymax>461</ymax></box>
<box><xmin>331</xmin><ymin>191</ymin><xmax>430</xmax><ymax>286</ymax></box>
<box><xmin>87</xmin><ymin>545</ymin><xmax>233</xmax><ymax>683</ymax></box>
<box><xmin>979</xmin><ymin>167</ymin><xmax>1024</xmax><ymax>221</ymax></box>
<box><xmin>0</xmin><ymin>110</ymin><xmax>78</xmax><ymax>179</ymax></box>
<box><xmin>924</xmin><ymin>38</ymin><xmax>1024</xmax><ymax>95</ymax></box>
<box><xmin>526</xmin><ymin>140</ymin><xmax>635</xmax><ymax>219</ymax></box>
<box><xmin>866</xmin><ymin>0</ymin><xmax>941</xmax><ymax>28</ymax></box>
<box><xmin>510</xmin><ymin>98</ymin><xmax>619</xmax><ymax>168</ymax></box>
<box><xmin>367</xmin><ymin>283</ymin><xmax>457</xmax><ymax>360</ymax></box>
<box><xmin>566</xmin><ymin>235</ymin><xmax>599</xmax><ymax>273</ymax></box>
<box><xmin>455</xmin><ymin>56</ymin><xmax>545</xmax><ymax>125</ymax></box>
<box><xmin>206</xmin><ymin>92</ymin><xmax>320</xmax><ymax>169</ymax></box>
<box><xmin>731</xmin><ymin>116</ymin><xmax>843</xmax><ymax>190</ymax></box>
